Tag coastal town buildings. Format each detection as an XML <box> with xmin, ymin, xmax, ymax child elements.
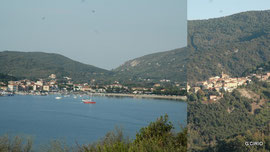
<box><xmin>43</xmin><ymin>85</ymin><xmax>50</xmax><ymax>92</ymax></box>
<box><xmin>191</xmin><ymin>72</ymin><xmax>252</xmax><ymax>93</ymax></box>
<box><xmin>49</xmin><ymin>74</ymin><xmax>56</xmax><ymax>79</ymax></box>
<box><xmin>189</xmin><ymin>71</ymin><xmax>270</xmax><ymax>102</ymax></box>
<box><xmin>8</xmin><ymin>84</ymin><xmax>18</xmax><ymax>92</ymax></box>
<box><xmin>1</xmin><ymin>71</ymin><xmax>270</xmax><ymax>98</ymax></box>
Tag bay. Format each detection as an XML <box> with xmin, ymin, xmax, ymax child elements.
<box><xmin>0</xmin><ymin>95</ymin><xmax>187</xmax><ymax>147</ymax></box>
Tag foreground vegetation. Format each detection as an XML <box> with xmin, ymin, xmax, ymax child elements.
<box><xmin>188</xmin><ymin>78</ymin><xmax>270</xmax><ymax>151</ymax></box>
<box><xmin>0</xmin><ymin>115</ymin><xmax>187</xmax><ymax>152</ymax></box>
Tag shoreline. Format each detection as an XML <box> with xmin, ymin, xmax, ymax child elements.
<box><xmin>2</xmin><ymin>91</ymin><xmax>187</xmax><ymax>101</ymax></box>
<box><xmin>102</xmin><ymin>93</ymin><xmax>187</xmax><ymax>101</ymax></box>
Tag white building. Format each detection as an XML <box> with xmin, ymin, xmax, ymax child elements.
<box><xmin>8</xmin><ymin>84</ymin><xmax>18</xmax><ymax>92</ymax></box>
<box><xmin>49</xmin><ymin>74</ymin><xmax>56</xmax><ymax>79</ymax></box>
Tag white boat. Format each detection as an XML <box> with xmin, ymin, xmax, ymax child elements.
<box><xmin>55</xmin><ymin>96</ymin><xmax>62</xmax><ymax>100</ymax></box>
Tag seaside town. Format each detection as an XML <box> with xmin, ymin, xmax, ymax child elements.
<box><xmin>0</xmin><ymin>74</ymin><xmax>187</xmax><ymax>100</ymax></box>
<box><xmin>1</xmin><ymin>71</ymin><xmax>270</xmax><ymax>101</ymax></box>
<box><xmin>187</xmin><ymin>71</ymin><xmax>270</xmax><ymax>101</ymax></box>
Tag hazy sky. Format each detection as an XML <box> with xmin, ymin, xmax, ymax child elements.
<box><xmin>0</xmin><ymin>0</ymin><xmax>187</xmax><ymax>70</ymax></box>
<box><xmin>188</xmin><ymin>0</ymin><xmax>270</xmax><ymax>20</ymax></box>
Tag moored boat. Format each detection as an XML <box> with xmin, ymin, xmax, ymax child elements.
<box><xmin>82</xmin><ymin>99</ymin><xmax>96</xmax><ymax>104</ymax></box>
<box><xmin>55</xmin><ymin>96</ymin><xmax>62</xmax><ymax>100</ymax></box>
<box><xmin>82</xmin><ymin>93</ymin><xmax>96</xmax><ymax>104</ymax></box>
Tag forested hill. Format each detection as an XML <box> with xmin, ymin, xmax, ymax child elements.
<box><xmin>187</xmin><ymin>10</ymin><xmax>270</xmax><ymax>82</ymax></box>
<box><xmin>113</xmin><ymin>47</ymin><xmax>189</xmax><ymax>83</ymax></box>
<box><xmin>188</xmin><ymin>78</ymin><xmax>270</xmax><ymax>151</ymax></box>
<box><xmin>0</xmin><ymin>51</ymin><xmax>111</xmax><ymax>83</ymax></box>
<box><xmin>114</xmin><ymin>10</ymin><xmax>270</xmax><ymax>83</ymax></box>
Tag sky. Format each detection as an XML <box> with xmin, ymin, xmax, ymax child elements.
<box><xmin>1</xmin><ymin>1</ymin><xmax>270</xmax><ymax>70</ymax></box>
<box><xmin>188</xmin><ymin>0</ymin><xmax>270</xmax><ymax>20</ymax></box>
<box><xmin>0</xmin><ymin>0</ymin><xmax>187</xmax><ymax>70</ymax></box>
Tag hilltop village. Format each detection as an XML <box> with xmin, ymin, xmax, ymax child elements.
<box><xmin>187</xmin><ymin>72</ymin><xmax>270</xmax><ymax>102</ymax></box>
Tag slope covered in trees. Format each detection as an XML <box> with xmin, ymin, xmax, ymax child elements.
<box><xmin>113</xmin><ymin>47</ymin><xmax>189</xmax><ymax>83</ymax></box>
<box><xmin>187</xmin><ymin>10</ymin><xmax>270</xmax><ymax>82</ymax></box>
<box><xmin>114</xmin><ymin>10</ymin><xmax>270</xmax><ymax>84</ymax></box>
<box><xmin>188</xmin><ymin>78</ymin><xmax>270</xmax><ymax>151</ymax></box>
<box><xmin>0</xmin><ymin>51</ymin><xmax>112</xmax><ymax>83</ymax></box>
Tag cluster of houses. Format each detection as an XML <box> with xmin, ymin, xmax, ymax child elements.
<box><xmin>2</xmin><ymin>71</ymin><xmax>269</xmax><ymax>98</ymax></box>
<box><xmin>0</xmin><ymin>74</ymin><xmax>100</xmax><ymax>92</ymax></box>
<box><xmin>1</xmin><ymin>74</ymin><xmax>59</xmax><ymax>93</ymax></box>
<box><xmin>187</xmin><ymin>72</ymin><xmax>270</xmax><ymax>101</ymax></box>
<box><xmin>0</xmin><ymin>74</ymin><xmax>108</xmax><ymax>94</ymax></box>
<box><xmin>0</xmin><ymin>74</ymin><xmax>184</xmax><ymax>95</ymax></box>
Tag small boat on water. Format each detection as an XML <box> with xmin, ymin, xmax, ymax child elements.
<box><xmin>55</xmin><ymin>96</ymin><xmax>62</xmax><ymax>100</ymax></box>
<box><xmin>82</xmin><ymin>99</ymin><xmax>96</xmax><ymax>104</ymax></box>
<box><xmin>82</xmin><ymin>94</ymin><xmax>96</xmax><ymax>104</ymax></box>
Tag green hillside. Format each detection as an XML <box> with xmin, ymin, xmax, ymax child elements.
<box><xmin>187</xmin><ymin>10</ymin><xmax>270</xmax><ymax>82</ymax></box>
<box><xmin>188</xmin><ymin>79</ymin><xmax>270</xmax><ymax>151</ymax></box>
<box><xmin>0</xmin><ymin>51</ymin><xmax>111</xmax><ymax>83</ymax></box>
<box><xmin>113</xmin><ymin>47</ymin><xmax>189</xmax><ymax>83</ymax></box>
<box><xmin>242</xmin><ymin>60</ymin><xmax>270</xmax><ymax>76</ymax></box>
<box><xmin>0</xmin><ymin>73</ymin><xmax>17</xmax><ymax>83</ymax></box>
<box><xmin>114</xmin><ymin>10</ymin><xmax>270</xmax><ymax>83</ymax></box>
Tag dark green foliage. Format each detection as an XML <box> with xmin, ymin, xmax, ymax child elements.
<box><xmin>81</xmin><ymin>115</ymin><xmax>187</xmax><ymax>152</ymax></box>
<box><xmin>0</xmin><ymin>135</ymin><xmax>32</xmax><ymax>152</ymax></box>
<box><xmin>263</xmin><ymin>90</ymin><xmax>270</xmax><ymax>98</ymax></box>
<box><xmin>244</xmin><ymin>100</ymin><xmax>252</xmax><ymax>112</ymax></box>
<box><xmin>135</xmin><ymin>114</ymin><xmax>173</xmax><ymax>143</ymax></box>
<box><xmin>0</xmin><ymin>73</ymin><xmax>17</xmax><ymax>84</ymax></box>
<box><xmin>153</xmin><ymin>87</ymin><xmax>187</xmax><ymax>96</ymax></box>
<box><xmin>243</xmin><ymin>61</ymin><xmax>270</xmax><ymax>76</ymax></box>
<box><xmin>0</xmin><ymin>51</ymin><xmax>112</xmax><ymax>83</ymax></box>
<box><xmin>209</xmin><ymin>134</ymin><xmax>270</xmax><ymax>152</ymax></box>
<box><xmin>187</xmin><ymin>10</ymin><xmax>270</xmax><ymax>82</ymax></box>
<box><xmin>188</xmin><ymin>81</ymin><xmax>270</xmax><ymax>151</ymax></box>
<box><xmin>132</xmin><ymin>115</ymin><xmax>187</xmax><ymax>152</ymax></box>
<box><xmin>213</xmin><ymin>136</ymin><xmax>249</xmax><ymax>152</ymax></box>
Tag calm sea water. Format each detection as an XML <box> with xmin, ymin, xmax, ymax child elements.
<box><xmin>0</xmin><ymin>95</ymin><xmax>187</xmax><ymax>146</ymax></box>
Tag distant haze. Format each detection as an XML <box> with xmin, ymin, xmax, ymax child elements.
<box><xmin>0</xmin><ymin>0</ymin><xmax>187</xmax><ymax>70</ymax></box>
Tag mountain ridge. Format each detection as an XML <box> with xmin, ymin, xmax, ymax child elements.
<box><xmin>114</xmin><ymin>10</ymin><xmax>270</xmax><ymax>83</ymax></box>
<box><xmin>1</xmin><ymin>10</ymin><xmax>270</xmax><ymax>84</ymax></box>
<box><xmin>0</xmin><ymin>51</ymin><xmax>111</xmax><ymax>83</ymax></box>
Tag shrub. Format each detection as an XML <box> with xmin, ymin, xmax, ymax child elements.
<box><xmin>0</xmin><ymin>135</ymin><xmax>32</xmax><ymax>152</ymax></box>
